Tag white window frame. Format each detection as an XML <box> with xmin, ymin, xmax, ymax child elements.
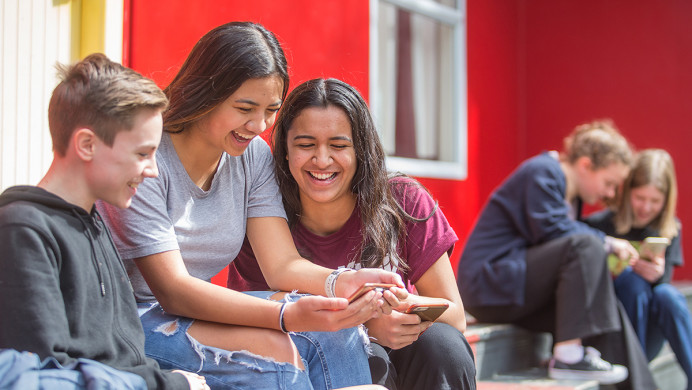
<box><xmin>369</xmin><ymin>0</ymin><xmax>467</xmax><ymax>180</ymax></box>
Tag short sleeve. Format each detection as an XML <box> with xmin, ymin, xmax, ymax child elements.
<box><xmin>391</xmin><ymin>178</ymin><xmax>458</xmax><ymax>285</ymax></box>
<box><xmin>245</xmin><ymin>138</ymin><xmax>286</xmax><ymax>220</ymax></box>
<box><xmin>98</xmin><ymin>158</ymin><xmax>179</xmax><ymax>260</ymax></box>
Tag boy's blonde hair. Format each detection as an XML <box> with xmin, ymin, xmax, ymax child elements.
<box><xmin>563</xmin><ymin>119</ymin><xmax>633</xmax><ymax>170</ymax></box>
<box><xmin>614</xmin><ymin>149</ymin><xmax>679</xmax><ymax>239</ymax></box>
<box><xmin>48</xmin><ymin>53</ymin><xmax>168</xmax><ymax>156</ymax></box>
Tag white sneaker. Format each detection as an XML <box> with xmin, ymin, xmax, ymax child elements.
<box><xmin>548</xmin><ymin>346</ymin><xmax>628</xmax><ymax>384</ymax></box>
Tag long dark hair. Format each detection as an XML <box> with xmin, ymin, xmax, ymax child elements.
<box><xmin>163</xmin><ymin>22</ymin><xmax>289</xmax><ymax>133</ymax></box>
<box><xmin>272</xmin><ymin>78</ymin><xmax>435</xmax><ymax>270</ymax></box>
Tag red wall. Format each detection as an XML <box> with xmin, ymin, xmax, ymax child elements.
<box><xmin>520</xmin><ymin>0</ymin><xmax>692</xmax><ymax>279</ymax></box>
<box><xmin>125</xmin><ymin>0</ymin><xmax>692</xmax><ymax>281</ymax></box>
<box><xmin>124</xmin><ymin>0</ymin><xmax>499</xmax><ymax>282</ymax></box>
<box><xmin>126</xmin><ymin>1</ymin><xmax>370</xmax><ymax>97</ymax></box>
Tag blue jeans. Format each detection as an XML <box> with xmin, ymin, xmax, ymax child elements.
<box><xmin>139</xmin><ymin>296</ymin><xmax>371</xmax><ymax>390</ymax></box>
<box><xmin>615</xmin><ymin>267</ymin><xmax>692</xmax><ymax>387</ymax></box>
<box><xmin>0</xmin><ymin>349</ymin><xmax>146</xmax><ymax>390</ymax></box>
<box><xmin>243</xmin><ymin>291</ymin><xmax>372</xmax><ymax>389</ymax></box>
<box><xmin>138</xmin><ymin>303</ymin><xmax>313</xmax><ymax>390</ymax></box>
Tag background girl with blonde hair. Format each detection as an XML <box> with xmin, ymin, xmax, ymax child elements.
<box><xmin>587</xmin><ymin>149</ymin><xmax>691</xmax><ymax>389</ymax></box>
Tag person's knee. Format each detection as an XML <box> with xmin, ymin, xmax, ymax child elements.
<box><xmin>653</xmin><ymin>284</ymin><xmax>688</xmax><ymax>314</ymax></box>
<box><xmin>187</xmin><ymin>321</ymin><xmax>305</xmax><ymax>369</ymax></box>
<box><xmin>569</xmin><ymin>234</ymin><xmax>605</xmax><ymax>258</ymax></box>
<box><xmin>414</xmin><ymin>323</ymin><xmax>475</xmax><ymax>371</ymax></box>
<box><xmin>614</xmin><ymin>269</ymin><xmax>651</xmax><ymax>297</ymax></box>
<box><xmin>261</xmin><ymin>330</ymin><xmax>305</xmax><ymax>366</ymax></box>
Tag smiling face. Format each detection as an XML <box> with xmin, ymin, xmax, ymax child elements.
<box><xmin>286</xmin><ymin>105</ymin><xmax>357</xmax><ymax>209</ymax></box>
<box><xmin>193</xmin><ymin>76</ymin><xmax>283</xmax><ymax>156</ymax></box>
<box><xmin>89</xmin><ymin>108</ymin><xmax>162</xmax><ymax>209</ymax></box>
<box><xmin>575</xmin><ymin>158</ymin><xmax>630</xmax><ymax>205</ymax></box>
<box><xmin>630</xmin><ymin>184</ymin><xmax>666</xmax><ymax>228</ymax></box>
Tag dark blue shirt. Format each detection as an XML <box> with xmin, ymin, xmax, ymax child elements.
<box><xmin>457</xmin><ymin>152</ymin><xmax>605</xmax><ymax>307</ymax></box>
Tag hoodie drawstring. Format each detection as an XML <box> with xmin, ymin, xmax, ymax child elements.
<box><xmin>72</xmin><ymin>209</ymin><xmax>106</xmax><ymax>296</ymax></box>
<box><xmin>94</xmin><ymin>210</ymin><xmax>134</xmax><ymax>294</ymax></box>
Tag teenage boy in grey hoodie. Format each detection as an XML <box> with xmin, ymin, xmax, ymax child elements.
<box><xmin>0</xmin><ymin>53</ymin><xmax>207</xmax><ymax>390</ymax></box>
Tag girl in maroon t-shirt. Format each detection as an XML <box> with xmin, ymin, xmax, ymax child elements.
<box><xmin>229</xmin><ymin>78</ymin><xmax>476</xmax><ymax>390</ymax></box>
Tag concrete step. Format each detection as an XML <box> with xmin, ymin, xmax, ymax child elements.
<box><xmin>466</xmin><ymin>322</ymin><xmax>551</xmax><ymax>380</ymax></box>
<box><xmin>467</xmin><ymin>281</ymin><xmax>692</xmax><ymax>389</ymax></box>
<box><xmin>650</xmin><ymin>343</ymin><xmax>686</xmax><ymax>390</ymax></box>
<box><xmin>478</xmin><ymin>367</ymin><xmax>599</xmax><ymax>390</ymax></box>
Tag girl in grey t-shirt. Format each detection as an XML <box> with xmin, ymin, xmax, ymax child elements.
<box><xmin>99</xmin><ymin>22</ymin><xmax>403</xmax><ymax>390</ymax></box>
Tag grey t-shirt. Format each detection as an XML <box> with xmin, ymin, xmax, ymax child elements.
<box><xmin>98</xmin><ymin>133</ymin><xmax>286</xmax><ymax>302</ymax></box>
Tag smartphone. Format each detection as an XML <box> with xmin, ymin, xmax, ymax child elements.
<box><xmin>347</xmin><ymin>283</ymin><xmax>396</xmax><ymax>303</ymax></box>
<box><xmin>405</xmin><ymin>303</ymin><xmax>449</xmax><ymax>322</ymax></box>
<box><xmin>639</xmin><ymin>236</ymin><xmax>670</xmax><ymax>261</ymax></box>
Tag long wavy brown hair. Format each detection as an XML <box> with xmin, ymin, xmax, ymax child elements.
<box><xmin>272</xmin><ymin>78</ymin><xmax>436</xmax><ymax>270</ymax></box>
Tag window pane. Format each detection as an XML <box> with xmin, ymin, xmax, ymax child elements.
<box><xmin>376</xmin><ymin>2</ymin><xmax>454</xmax><ymax>162</ymax></box>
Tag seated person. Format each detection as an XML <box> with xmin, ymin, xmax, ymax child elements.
<box><xmin>586</xmin><ymin>149</ymin><xmax>691</xmax><ymax>389</ymax></box>
<box><xmin>228</xmin><ymin>78</ymin><xmax>477</xmax><ymax>390</ymax></box>
<box><xmin>0</xmin><ymin>53</ymin><xmax>205</xmax><ymax>390</ymax></box>
<box><xmin>97</xmin><ymin>22</ymin><xmax>394</xmax><ymax>390</ymax></box>
<box><xmin>457</xmin><ymin>120</ymin><xmax>656</xmax><ymax>389</ymax></box>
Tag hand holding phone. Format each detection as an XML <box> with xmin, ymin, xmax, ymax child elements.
<box><xmin>638</xmin><ymin>237</ymin><xmax>670</xmax><ymax>261</ymax></box>
<box><xmin>404</xmin><ymin>302</ymin><xmax>449</xmax><ymax>322</ymax></box>
<box><xmin>347</xmin><ymin>283</ymin><xmax>397</xmax><ymax>303</ymax></box>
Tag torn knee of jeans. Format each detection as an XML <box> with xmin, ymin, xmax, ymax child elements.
<box><xmin>282</xmin><ymin>290</ymin><xmax>303</xmax><ymax>303</ymax></box>
<box><xmin>359</xmin><ymin>324</ymin><xmax>374</xmax><ymax>355</ymax></box>
<box><xmin>153</xmin><ymin>320</ymin><xmax>179</xmax><ymax>336</ymax></box>
<box><xmin>269</xmin><ymin>291</ymin><xmax>289</xmax><ymax>301</ymax></box>
<box><xmin>198</xmin><ymin>344</ymin><xmax>307</xmax><ymax>373</ymax></box>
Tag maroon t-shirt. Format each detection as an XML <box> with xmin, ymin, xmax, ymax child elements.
<box><xmin>227</xmin><ymin>178</ymin><xmax>458</xmax><ymax>293</ymax></box>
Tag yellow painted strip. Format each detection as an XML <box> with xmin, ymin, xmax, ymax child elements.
<box><xmin>68</xmin><ymin>0</ymin><xmax>82</xmax><ymax>61</ymax></box>
<box><xmin>80</xmin><ymin>0</ymin><xmax>106</xmax><ymax>58</ymax></box>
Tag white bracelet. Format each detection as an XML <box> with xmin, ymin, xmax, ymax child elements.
<box><xmin>278</xmin><ymin>303</ymin><xmax>288</xmax><ymax>333</ymax></box>
<box><xmin>325</xmin><ymin>267</ymin><xmax>354</xmax><ymax>297</ymax></box>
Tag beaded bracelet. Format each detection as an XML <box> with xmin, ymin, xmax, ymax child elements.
<box><xmin>279</xmin><ymin>303</ymin><xmax>289</xmax><ymax>333</ymax></box>
<box><xmin>325</xmin><ymin>267</ymin><xmax>354</xmax><ymax>298</ymax></box>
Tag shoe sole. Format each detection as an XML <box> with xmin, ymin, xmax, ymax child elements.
<box><xmin>549</xmin><ymin>367</ymin><xmax>628</xmax><ymax>385</ymax></box>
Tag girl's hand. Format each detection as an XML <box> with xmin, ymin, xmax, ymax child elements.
<box><xmin>172</xmin><ymin>370</ymin><xmax>209</xmax><ymax>390</ymax></box>
<box><xmin>380</xmin><ymin>287</ymin><xmax>410</xmax><ymax>314</ymax></box>
<box><xmin>632</xmin><ymin>255</ymin><xmax>665</xmax><ymax>283</ymax></box>
<box><xmin>334</xmin><ymin>269</ymin><xmax>404</xmax><ymax>300</ymax></box>
<box><xmin>282</xmin><ymin>292</ymin><xmax>382</xmax><ymax>333</ymax></box>
<box><xmin>365</xmin><ymin>311</ymin><xmax>432</xmax><ymax>350</ymax></box>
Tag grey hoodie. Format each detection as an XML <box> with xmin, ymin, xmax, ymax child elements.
<box><xmin>0</xmin><ymin>186</ymin><xmax>187</xmax><ymax>390</ymax></box>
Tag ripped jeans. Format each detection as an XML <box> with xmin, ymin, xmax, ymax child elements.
<box><xmin>244</xmin><ymin>291</ymin><xmax>372</xmax><ymax>389</ymax></box>
<box><xmin>137</xmin><ymin>300</ymin><xmax>371</xmax><ymax>390</ymax></box>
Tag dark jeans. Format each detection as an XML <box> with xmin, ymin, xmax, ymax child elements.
<box><xmin>466</xmin><ymin>234</ymin><xmax>656</xmax><ymax>390</ymax></box>
<box><xmin>368</xmin><ymin>322</ymin><xmax>476</xmax><ymax>390</ymax></box>
<box><xmin>615</xmin><ymin>267</ymin><xmax>692</xmax><ymax>389</ymax></box>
